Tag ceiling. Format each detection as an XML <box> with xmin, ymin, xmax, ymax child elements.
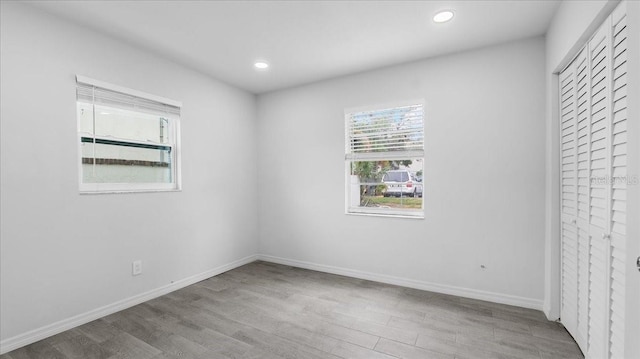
<box><xmin>29</xmin><ymin>1</ymin><xmax>561</xmax><ymax>94</ymax></box>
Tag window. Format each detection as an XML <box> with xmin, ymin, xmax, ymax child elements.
<box><xmin>345</xmin><ymin>102</ymin><xmax>424</xmax><ymax>218</ymax></box>
<box><xmin>76</xmin><ymin>76</ymin><xmax>181</xmax><ymax>193</ymax></box>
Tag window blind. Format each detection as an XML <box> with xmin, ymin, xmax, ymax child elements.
<box><xmin>76</xmin><ymin>76</ymin><xmax>181</xmax><ymax>117</ymax></box>
<box><xmin>346</xmin><ymin>104</ymin><xmax>424</xmax><ymax>160</ymax></box>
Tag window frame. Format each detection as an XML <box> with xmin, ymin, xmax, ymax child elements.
<box><xmin>344</xmin><ymin>100</ymin><xmax>425</xmax><ymax>219</ymax></box>
<box><xmin>76</xmin><ymin>75</ymin><xmax>182</xmax><ymax>194</ymax></box>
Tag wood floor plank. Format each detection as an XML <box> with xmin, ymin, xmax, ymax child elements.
<box><xmin>140</xmin><ymin>306</ymin><xmax>253</xmax><ymax>356</ymax></box>
<box><xmin>414</xmin><ymin>334</ymin><xmax>459</xmax><ymax>356</ymax></box>
<box><xmin>75</xmin><ymin>319</ymin><xmax>122</xmax><ymax>344</ymax></box>
<box><xmin>331</xmin><ymin>340</ymin><xmax>399</xmax><ymax>359</ymax></box>
<box><xmin>375</xmin><ymin>337</ymin><xmax>454</xmax><ymax>359</ymax></box>
<box><xmin>456</xmin><ymin>332</ymin><xmax>542</xmax><ymax>359</ymax></box>
<box><xmin>100</xmin><ymin>332</ymin><xmax>161</xmax><ymax>359</ymax></box>
<box><xmin>388</xmin><ymin>316</ymin><xmax>458</xmax><ymax>342</ymax></box>
<box><xmin>1</xmin><ymin>341</ymin><xmax>66</xmax><ymax>359</ymax></box>
<box><xmin>50</xmin><ymin>331</ymin><xmax>113</xmax><ymax>359</ymax></box>
<box><xmin>273</xmin><ymin>322</ymin><xmax>341</xmax><ymax>353</ymax></box>
<box><xmin>311</xmin><ymin>320</ymin><xmax>381</xmax><ymax>349</ymax></box>
<box><xmin>349</xmin><ymin>319</ymin><xmax>418</xmax><ymax>345</ymax></box>
<box><xmin>1</xmin><ymin>261</ymin><xmax>584</xmax><ymax>359</ymax></box>
<box><xmin>231</xmin><ymin>326</ymin><xmax>340</xmax><ymax>359</ymax></box>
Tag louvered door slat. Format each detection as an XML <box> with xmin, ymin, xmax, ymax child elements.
<box><xmin>613</xmin><ymin>61</ymin><xmax>627</xmax><ymax>80</ymax></box>
<box><xmin>612</xmin><ymin>121</ymin><xmax>627</xmax><ymax>136</ymax></box>
<box><xmin>613</xmin><ymin>97</ymin><xmax>627</xmax><ymax>113</ymax></box>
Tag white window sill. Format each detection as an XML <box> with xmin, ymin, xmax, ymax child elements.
<box><xmin>346</xmin><ymin>211</ymin><xmax>424</xmax><ymax>220</ymax></box>
<box><xmin>79</xmin><ymin>188</ymin><xmax>182</xmax><ymax>195</ymax></box>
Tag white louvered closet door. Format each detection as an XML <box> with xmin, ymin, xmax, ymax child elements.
<box><xmin>559</xmin><ymin>60</ymin><xmax>579</xmax><ymax>339</ymax></box>
<box><xmin>608</xmin><ymin>5</ymin><xmax>628</xmax><ymax>359</ymax></box>
<box><xmin>558</xmin><ymin>2</ymin><xmax>629</xmax><ymax>358</ymax></box>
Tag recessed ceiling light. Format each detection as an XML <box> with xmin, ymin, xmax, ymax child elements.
<box><xmin>254</xmin><ymin>61</ymin><xmax>269</xmax><ymax>69</ymax></box>
<box><xmin>433</xmin><ymin>10</ymin><xmax>454</xmax><ymax>23</ymax></box>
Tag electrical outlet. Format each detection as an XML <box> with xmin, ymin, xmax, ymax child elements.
<box><xmin>132</xmin><ymin>260</ymin><xmax>142</xmax><ymax>276</ymax></box>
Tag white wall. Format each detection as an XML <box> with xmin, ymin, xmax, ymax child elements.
<box><xmin>543</xmin><ymin>0</ymin><xmax>619</xmax><ymax>320</ymax></box>
<box><xmin>257</xmin><ymin>37</ymin><xmax>547</xmax><ymax>308</ymax></box>
<box><xmin>0</xmin><ymin>1</ymin><xmax>258</xmax><ymax>350</ymax></box>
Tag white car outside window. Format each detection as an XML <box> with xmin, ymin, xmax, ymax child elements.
<box><xmin>382</xmin><ymin>170</ymin><xmax>422</xmax><ymax>198</ymax></box>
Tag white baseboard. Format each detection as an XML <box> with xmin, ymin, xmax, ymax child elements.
<box><xmin>256</xmin><ymin>254</ymin><xmax>544</xmax><ymax>311</ymax></box>
<box><xmin>0</xmin><ymin>254</ymin><xmax>258</xmax><ymax>355</ymax></box>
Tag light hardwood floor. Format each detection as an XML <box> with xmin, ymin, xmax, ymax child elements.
<box><xmin>1</xmin><ymin>261</ymin><xmax>583</xmax><ymax>359</ymax></box>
